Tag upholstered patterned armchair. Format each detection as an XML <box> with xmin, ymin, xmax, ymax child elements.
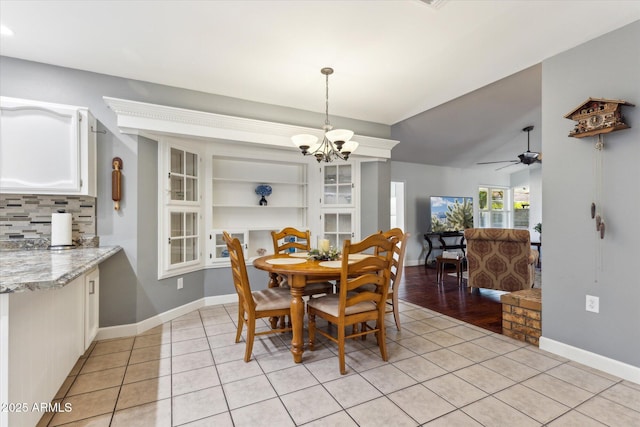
<box><xmin>464</xmin><ymin>228</ymin><xmax>539</xmax><ymax>293</ymax></box>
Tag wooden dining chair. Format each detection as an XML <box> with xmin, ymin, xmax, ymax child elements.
<box><xmin>307</xmin><ymin>233</ymin><xmax>396</xmax><ymax>375</ymax></box>
<box><xmin>379</xmin><ymin>228</ymin><xmax>409</xmax><ymax>330</ymax></box>
<box><xmin>352</xmin><ymin>229</ymin><xmax>408</xmax><ymax>330</ymax></box>
<box><xmin>223</xmin><ymin>231</ymin><xmax>292</xmax><ymax>362</ymax></box>
<box><xmin>271</xmin><ymin>227</ymin><xmax>334</xmax><ymax>297</ymax></box>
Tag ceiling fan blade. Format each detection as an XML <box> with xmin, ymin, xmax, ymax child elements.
<box><xmin>476</xmin><ymin>160</ymin><xmax>520</xmax><ymax>165</ymax></box>
<box><xmin>495</xmin><ymin>162</ymin><xmax>521</xmax><ymax>171</ymax></box>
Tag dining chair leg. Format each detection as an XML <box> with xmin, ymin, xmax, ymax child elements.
<box><xmin>338</xmin><ymin>327</ymin><xmax>346</xmax><ymax>375</ymax></box>
<box><xmin>376</xmin><ymin>320</ymin><xmax>388</xmax><ymax>362</ymax></box>
<box><xmin>244</xmin><ymin>317</ymin><xmax>255</xmax><ymax>363</ymax></box>
<box><xmin>392</xmin><ymin>294</ymin><xmax>401</xmax><ymax>330</ymax></box>
<box><xmin>308</xmin><ymin>313</ymin><xmax>316</xmax><ymax>351</ymax></box>
<box><xmin>235</xmin><ymin>308</ymin><xmax>244</xmax><ymax>343</ymax></box>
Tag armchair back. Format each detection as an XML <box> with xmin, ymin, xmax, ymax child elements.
<box><xmin>464</xmin><ymin>228</ymin><xmax>538</xmax><ymax>292</ymax></box>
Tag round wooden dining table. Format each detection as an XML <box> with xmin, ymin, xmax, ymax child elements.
<box><xmin>253</xmin><ymin>253</ymin><xmax>344</xmax><ymax>363</ymax></box>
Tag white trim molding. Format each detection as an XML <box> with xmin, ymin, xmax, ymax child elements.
<box><xmin>540</xmin><ymin>336</ymin><xmax>640</xmax><ymax>384</ymax></box>
<box><xmin>96</xmin><ymin>294</ymin><xmax>237</xmax><ymax>341</ymax></box>
<box><xmin>103</xmin><ymin>97</ymin><xmax>399</xmax><ymax>159</ymax></box>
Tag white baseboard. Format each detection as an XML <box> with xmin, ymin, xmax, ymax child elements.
<box><xmin>540</xmin><ymin>336</ymin><xmax>640</xmax><ymax>384</ymax></box>
<box><xmin>96</xmin><ymin>293</ymin><xmax>238</xmax><ymax>340</ymax></box>
<box><xmin>405</xmin><ymin>259</ymin><xmax>423</xmax><ymax>267</ymax></box>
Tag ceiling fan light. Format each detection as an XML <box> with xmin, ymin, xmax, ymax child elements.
<box><xmin>325</xmin><ymin>129</ymin><xmax>354</xmax><ymax>144</ymax></box>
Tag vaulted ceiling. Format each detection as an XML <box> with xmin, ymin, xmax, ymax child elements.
<box><xmin>1</xmin><ymin>1</ymin><xmax>638</xmax><ymax>168</ymax></box>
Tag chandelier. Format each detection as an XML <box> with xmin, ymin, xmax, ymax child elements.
<box><xmin>292</xmin><ymin>67</ymin><xmax>358</xmax><ymax>162</ymax></box>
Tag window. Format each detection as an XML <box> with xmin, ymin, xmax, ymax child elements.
<box><xmin>513</xmin><ymin>186</ymin><xmax>530</xmax><ymax>229</ymax></box>
<box><xmin>159</xmin><ymin>140</ymin><xmax>203</xmax><ymax>278</ymax></box>
<box><xmin>478</xmin><ymin>186</ymin><xmax>511</xmax><ymax>228</ymax></box>
<box><xmin>390</xmin><ymin>181</ymin><xmax>405</xmax><ymax>230</ymax></box>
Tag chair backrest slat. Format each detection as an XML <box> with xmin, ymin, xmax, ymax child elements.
<box><xmin>339</xmin><ymin>233</ymin><xmax>396</xmax><ymax>315</ymax></box>
<box><xmin>223</xmin><ymin>231</ymin><xmax>256</xmax><ymax>312</ymax></box>
<box><xmin>271</xmin><ymin>227</ymin><xmax>311</xmax><ymax>254</ymax></box>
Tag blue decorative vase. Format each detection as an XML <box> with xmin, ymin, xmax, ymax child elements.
<box><xmin>255</xmin><ymin>184</ymin><xmax>272</xmax><ymax>206</ymax></box>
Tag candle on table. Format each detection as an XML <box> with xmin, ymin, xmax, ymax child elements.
<box><xmin>319</xmin><ymin>238</ymin><xmax>330</xmax><ymax>252</ymax></box>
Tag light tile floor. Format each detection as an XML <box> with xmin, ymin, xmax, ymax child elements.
<box><xmin>38</xmin><ymin>301</ymin><xmax>640</xmax><ymax>426</ymax></box>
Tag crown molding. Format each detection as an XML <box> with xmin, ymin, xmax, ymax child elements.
<box><xmin>103</xmin><ymin>97</ymin><xmax>399</xmax><ymax>159</ymax></box>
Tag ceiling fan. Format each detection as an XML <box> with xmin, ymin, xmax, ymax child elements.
<box><xmin>477</xmin><ymin>125</ymin><xmax>542</xmax><ymax>170</ymax></box>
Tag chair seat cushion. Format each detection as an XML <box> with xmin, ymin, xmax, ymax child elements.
<box><xmin>280</xmin><ymin>279</ymin><xmax>334</xmax><ymax>295</ymax></box>
<box><xmin>307</xmin><ymin>294</ymin><xmax>376</xmax><ymax>317</ymax></box>
<box><xmin>252</xmin><ymin>287</ymin><xmax>291</xmax><ymax>311</ymax></box>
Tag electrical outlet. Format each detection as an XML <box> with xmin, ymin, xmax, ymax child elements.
<box><xmin>177</xmin><ymin>277</ymin><xmax>184</xmax><ymax>290</ymax></box>
<box><xmin>586</xmin><ymin>295</ymin><xmax>599</xmax><ymax>313</ymax></box>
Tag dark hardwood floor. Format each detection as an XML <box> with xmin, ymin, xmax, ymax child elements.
<box><xmin>398</xmin><ymin>265</ymin><xmax>506</xmax><ymax>334</ymax></box>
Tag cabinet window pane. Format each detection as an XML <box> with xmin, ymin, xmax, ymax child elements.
<box><xmin>185</xmin><ymin>212</ymin><xmax>197</xmax><ymax>236</ymax></box>
<box><xmin>338</xmin><ymin>185</ymin><xmax>351</xmax><ymax>204</ymax></box>
<box><xmin>171</xmin><ymin>239</ymin><xmax>183</xmax><ymax>264</ymax></box>
<box><xmin>324</xmin><ymin>214</ymin><xmax>337</xmax><ymax>232</ymax></box>
<box><xmin>171</xmin><ymin>176</ymin><xmax>184</xmax><ymax>200</ymax></box>
<box><xmin>171</xmin><ymin>212</ymin><xmax>183</xmax><ymax>237</ymax></box>
<box><xmin>338</xmin><ymin>213</ymin><xmax>351</xmax><ymax>231</ymax></box>
<box><xmin>324</xmin><ymin>187</ymin><xmax>336</xmax><ymax>204</ymax></box>
<box><xmin>324</xmin><ymin>166</ymin><xmax>336</xmax><ymax>184</ymax></box>
<box><xmin>338</xmin><ymin>165</ymin><xmax>351</xmax><ymax>184</ymax></box>
<box><xmin>185</xmin><ymin>177</ymin><xmax>197</xmax><ymax>201</ymax></box>
<box><xmin>185</xmin><ymin>152</ymin><xmax>197</xmax><ymax>176</ymax></box>
<box><xmin>171</xmin><ymin>148</ymin><xmax>184</xmax><ymax>173</ymax></box>
<box><xmin>185</xmin><ymin>237</ymin><xmax>198</xmax><ymax>262</ymax></box>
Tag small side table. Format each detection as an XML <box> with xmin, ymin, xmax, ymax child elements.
<box><xmin>435</xmin><ymin>256</ymin><xmax>463</xmax><ymax>286</ymax></box>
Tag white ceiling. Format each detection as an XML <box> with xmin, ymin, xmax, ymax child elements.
<box><xmin>1</xmin><ymin>0</ymin><xmax>639</xmax><ymax>167</ymax></box>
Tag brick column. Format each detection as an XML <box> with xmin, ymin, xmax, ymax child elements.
<box><xmin>500</xmin><ymin>288</ymin><xmax>541</xmax><ymax>346</ymax></box>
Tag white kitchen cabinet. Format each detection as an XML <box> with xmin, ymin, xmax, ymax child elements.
<box><xmin>0</xmin><ymin>267</ymin><xmax>99</xmax><ymax>427</ymax></box>
<box><xmin>84</xmin><ymin>267</ymin><xmax>99</xmax><ymax>350</ymax></box>
<box><xmin>0</xmin><ymin>96</ymin><xmax>97</xmax><ymax>196</ymax></box>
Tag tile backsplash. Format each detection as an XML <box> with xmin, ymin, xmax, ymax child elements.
<box><xmin>0</xmin><ymin>194</ymin><xmax>96</xmax><ymax>243</ymax></box>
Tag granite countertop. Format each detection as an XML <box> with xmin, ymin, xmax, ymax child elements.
<box><xmin>0</xmin><ymin>246</ymin><xmax>122</xmax><ymax>293</ymax></box>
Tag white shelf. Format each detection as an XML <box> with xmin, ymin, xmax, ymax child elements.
<box><xmin>212</xmin><ymin>204</ymin><xmax>307</xmax><ymax>208</ymax></box>
<box><xmin>212</xmin><ymin>177</ymin><xmax>306</xmax><ymax>185</ymax></box>
<box><xmin>209</xmin><ymin>155</ymin><xmax>309</xmax><ymax>266</ymax></box>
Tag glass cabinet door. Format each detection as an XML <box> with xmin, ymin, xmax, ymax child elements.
<box><xmin>323</xmin><ymin>164</ymin><xmax>353</xmax><ymax>206</ymax></box>
<box><xmin>170</xmin><ymin>147</ymin><xmax>198</xmax><ymax>202</ymax></box>
<box><xmin>322</xmin><ymin>212</ymin><xmax>354</xmax><ymax>251</ymax></box>
<box><xmin>170</xmin><ymin>211</ymin><xmax>199</xmax><ymax>265</ymax></box>
<box><xmin>210</xmin><ymin>230</ymin><xmax>247</xmax><ymax>262</ymax></box>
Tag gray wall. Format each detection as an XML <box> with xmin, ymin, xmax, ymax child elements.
<box><xmin>361</xmin><ymin>161</ymin><xmax>391</xmax><ymax>238</ymax></box>
<box><xmin>389</xmin><ymin>161</ymin><xmax>510</xmax><ymax>265</ymax></box>
<box><xmin>542</xmin><ymin>21</ymin><xmax>640</xmax><ymax>366</ymax></box>
<box><xmin>0</xmin><ymin>56</ymin><xmax>392</xmax><ymax>326</ymax></box>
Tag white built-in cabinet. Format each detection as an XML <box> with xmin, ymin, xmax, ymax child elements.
<box><xmin>320</xmin><ymin>163</ymin><xmax>358</xmax><ymax>250</ymax></box>
<box><xmin>208</xmin><ymin>155</ymin><xmax>308</xmax><ymax>266</ymax></box>
<box><xmin>0</xmin><ymin>267</ymin><xmax>99</xmax><ymax>427</ymax></box>
<box><xmin>0</xmin><ymin>96</ymin><xmax>97</xmax><ymax>196</ymax></box>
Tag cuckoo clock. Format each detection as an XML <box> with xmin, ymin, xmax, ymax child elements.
<box><xmin>564</xmin><ymin>98</ymin><xmax>634</xmax><ymax>138</ymax></box>
<box><xmin>565</xmin><ymin>98</ymin><xmax>635</xmax><ymax>241</ymax></box>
